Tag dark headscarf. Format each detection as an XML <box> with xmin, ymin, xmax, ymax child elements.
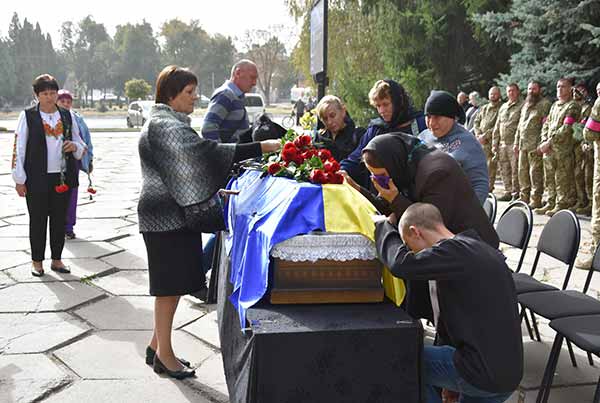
<box><xmin>424</xmin><ymin>90</ymin><xmax>466</xmax><ymax>124</ymax></box>
<box><xmin>371</xmin><ymin>79</ymin><xmax>420</xmax><ymax>130</ymax></box>
<box><xmin>362</xmin><ymin>133</ymin><xmax>434</xmax><ymax>193</ymax></box>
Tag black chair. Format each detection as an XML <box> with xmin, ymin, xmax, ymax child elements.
<box><xmin>483</xmin><ymin>193</ymin><xmax>497</xmax><ymax>224</ymax></box>
<box><xmin>535</xmin><ymin>245</ymin><xmax>600</xmax><ymax>403</ymax></box>
<box><xmin>512</xmin><ymin>210</ymin><xmax>580</xmax><ymax>341</ymax></box>
<box><xmin>496</xmin><ymin>201</ymin><xmax>533</xmax><ymax>273</ymax></box>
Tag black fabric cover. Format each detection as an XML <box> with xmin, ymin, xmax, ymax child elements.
<box><xmin>497</xmin><ymin>208</ymin><xmax>529</xmax><ymax>249</ymax></box>
<box><xmin>512</xmin><ymin>272</ymin><xmax>558</xmax><ymax>294</ymax></box>
<box><xmin>536</xmin><ymin>210</ymin><xmax>579</xmax><ymax>264</ymax></box>
<box><xmin>518</xmin><ymin>290</ymin><xmax>600</xmax><ymax>319</ymax></box>
<box><xmin>217</xmin><ymin>234</ymin><xmax>424</xmax><ymax>403</ymax></box>
<box><xmin>550</xmin><ymin>314</ymin><xmax>600</xmax><ymax>354</ymax></box>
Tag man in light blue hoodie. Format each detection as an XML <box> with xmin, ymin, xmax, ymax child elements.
<box><xmin>419</xmin><ymin>90</ymin><xmax>489</xmax><ymax>205</ymax></box>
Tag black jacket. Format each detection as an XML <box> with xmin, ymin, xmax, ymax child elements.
<box><xmin>376</xmin><ymin>226</ymin><xmax>523</xmax><ymax>393</ymax></box>
<box><xmin>314</xmin><ymin>117</ymin><xmax>365</xmax><ymax>162</ymax></box>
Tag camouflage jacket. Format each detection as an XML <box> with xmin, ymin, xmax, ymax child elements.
<box><xmin>574</xmin><ymin>101</ymin><xmax>593</xmax><ymax>142</ymax></box>
<box><xmin>492</xmin><ymin>99</ymin><xmax>523</xmax><ymax>148</ymax></box>
<box><xmin>540</xmin><ymin>99</ymin><xmax>581</xmax><ymax>150</ymax></box>
<box><xmin>514</xmin><ymin>98</ymin><xmax>551</xmax><ymax>151</ymax></box>
<box><xmin>473</xmin><ymin>101</ymin><xmax>501</xmax><ymax>144</ymax></box>
<box><xmin>583</xmin><ymin>98</ymin><xmax>600</xmax><ymax>142</ymax></box>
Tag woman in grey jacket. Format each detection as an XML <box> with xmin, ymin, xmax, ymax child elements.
<box><xmin>138</xmin><ymin>65</ymin><xmax>279</xmax><ymax>379</ymax></box>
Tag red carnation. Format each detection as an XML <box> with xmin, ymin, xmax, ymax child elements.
<box><xmin>293</xmin><ymin>134</ymin><xmax>312</xmax><ymax>149</ymax></box>
<box><xmin>281</xmin><ymin>147</ymin><xmax>299</xmax><ymax>163</ymax></box>
<box><xmin>55</xmin><ymin>184</ymin><xmax>69</xmax><ymax>194</ymax></box>
<box><xmin>293</xmin><ymin>155</ymin><xmax>305</xmax><ymax>165</ymax></box>
<box><xmin>327</xmin><ymin>172</ymin><xmax>344</xmax><ymax>184</ymax></box>
<box><xmin>323</xmin><ymin>159</ymin><xmax>340</xmax><ymax>173</ymax></box>
<box><xmin>302</xmin><ymin>149</ymin><xmax>316</xmax><ymax>160</ymax></box>
<box><xmin>318</xmin><ymin>149</ymin><xmax>332</xmax><ymax>162</ymax></box>
<box><xmin>267</xmin><ymin>162</ymin><xmax>283</xmax><ymax>175</ymax></box>
<box><xmin>283</xmin><ymin>141</ymin><xmax>297</xmax><ymax>151</ymax></box>
<box><xmin>309</xmin><ymin>169</ymin><xmax>327</xmax><ymax>184</ymax></box>
<box><xmin>87</xmin><ymin>187</ymin><xmax>97</xmax><ymax>194</ymax></box>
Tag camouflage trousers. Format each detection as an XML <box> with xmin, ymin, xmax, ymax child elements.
<box><xmin>484</xmin><ymin>144</ymin><xmax>498</xmax><ymax>191</ymax></box>
<box><xmin>574</xmin><ymin>141</ymin><xmax>590</xmax><ymax>206</ymax></box>
<box><xmin>583</xmin><ymin>143</ymin><xmax>594</xmax><ymax>204</ymax></box>
<box><xmin>498</xmin><ymin>144</ymin><xmax>519</xmax><ymax>195</ymax></box>
<box><xmin>518</xmin><ymin>149</ymin><xmax>544</xmax><ymax>203</ymax></box>
<box><xmin>543</xmin><ymin>148</ymin><xmax>576</xmax><ymax>208</ymax></box>
<box><xmin>589</xmin><ymin>142</ymin><xmax>600</xmax><ymax>252</ymax></box>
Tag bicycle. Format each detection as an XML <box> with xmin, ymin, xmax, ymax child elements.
<box><xmin>281</xmin><ymin>110</ymin><xmax>295</xmax><ymax>129</ymax></box>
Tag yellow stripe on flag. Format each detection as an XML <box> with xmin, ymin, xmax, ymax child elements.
<box><xmin>322</xmin><ymin>183</ymin><xmax>405</xmax><ymax>306</ymax></box>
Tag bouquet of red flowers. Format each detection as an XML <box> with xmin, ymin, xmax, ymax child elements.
<box><xmin>263</xmin><ymin>130</ymin><xmax>344</xmax><ymax>184</ymax></box>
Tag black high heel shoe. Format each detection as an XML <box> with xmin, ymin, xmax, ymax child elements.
<box><xmin>145</xmin><ymin>346</ymin><xmax>191</xmax><ymax>367</ymax></box>
<box><xmin>153</xmin><ymin>355</ymin><xmax>195</xmax><ymax>380</ymax></box>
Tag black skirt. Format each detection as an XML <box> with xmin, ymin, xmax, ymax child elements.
<box><xmin>143</xmin><ymin>229</ymin><xmax>205</xmax><ymax>296</ymax></box>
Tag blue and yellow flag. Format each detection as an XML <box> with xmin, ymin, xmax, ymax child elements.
<box><xmin>226</xmin><ymin>170</ymin><xmax>405</xmax><ymax>327</ymax></box>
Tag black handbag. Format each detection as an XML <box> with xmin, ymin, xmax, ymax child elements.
<box><xmin>183</xmin><ymin>193</ymin><xmax>226</xmax><ymax>233</ymax></box>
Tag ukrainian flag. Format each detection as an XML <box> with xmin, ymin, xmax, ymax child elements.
<box><xmin>226</xmin><ymin>170</ymin><xmax>405</xmax><ymax>328</ymax></box>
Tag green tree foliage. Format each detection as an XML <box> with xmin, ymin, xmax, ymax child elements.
<box><xmin>0</xmin><ymin>39</ymin><xmax>16</xmax><ymax>107</ymax></box>
<box><xmin>474</xmin><ymin>0</ymin><xmax>600</xmax><ymax>92</ymax></box>
<box><xmin>201</xmin><ymin>34</ymin><xmax>236</xmax><ymax>96</ymax></box>
<box><xmin>124</xmin><ymin>78</ymin><xmax>152</xmax><ymax>100</ymax></box>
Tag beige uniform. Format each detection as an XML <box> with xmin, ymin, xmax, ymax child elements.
<box><xmin>493</xmin><ymin>99</ymin><xmax>523</xmax><ymax>197</ymax></box>
<box><xmin>514</xmin><ymin>98</ymin><xmax>551</xmax><ymax>204</ymax></box>
<box><xmin>540</xmin><ymin>99</ymin><xmax>581</xmax><ymax>210</ymax></box>
<box><xmin>584</xmin><ymin>98</ymin><xmax>600</xmax><ymax>254</ymax></box>
<box><xmin>473</xmin><ymin>101</ymin><xmax>501</xmax><ymax>191</ymax></box>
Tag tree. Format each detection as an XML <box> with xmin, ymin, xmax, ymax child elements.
<box><xmin>243</xmin><ymin>28</ymin><xmax>288</xmax><ymax>105</ymax></box>
<box><xmin>474</xmin><ymin>0</ymin><xmax>600</xmax><ymax>91</ymax></box>
<box><xmin>202</xmin><ymin>34</ymin><xmax>236</xmax><ymax>95</ymax></box>
<box><xmin>124</xmin><ymin>78</ymin><xmax>152</xmax><ymax>100</ymax></box>
<box><xmin>0</xmin><ymin>39</ymin><xmax>17</xmax><ymax>106</ymax></box>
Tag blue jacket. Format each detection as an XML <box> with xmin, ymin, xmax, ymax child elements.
<box><xmin>340</xmin><ymin>113</ymin><xmax>427</xmax><ymax>187</ymax></box>
<box><xmin>74</xmin><ymin>112</ymin><xmax>93</xmax><ymax>173</ymax></box>
<box><xmin>419</xmin><ymin>123</ymin><xmax>489</xmax><ymax>204</ymax></box>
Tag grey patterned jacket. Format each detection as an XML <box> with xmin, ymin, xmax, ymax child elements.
<box><xmin>137</xmin><ymin>104</ymin><xmax>235</xmax><ymax>232</ymax></box>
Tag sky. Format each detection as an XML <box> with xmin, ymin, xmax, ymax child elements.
<box><xmin>1</xmin><ymin>0</ymin><xmax>300</xmax><ymax>50</ymax></box>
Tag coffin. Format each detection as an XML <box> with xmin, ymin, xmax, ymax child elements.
<box><xmin>269</xmin><ymin>233</ymin><xmax>384</xmax><ymax>304</ymax></box>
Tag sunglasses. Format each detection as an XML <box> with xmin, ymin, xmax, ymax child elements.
<box><xmin>371</xmin><ymin>174</ymin><xmax>391</xmax><ymax>189</ymax></box>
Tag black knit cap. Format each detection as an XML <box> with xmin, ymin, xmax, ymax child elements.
<box><xmin>424</xmin><ymin>90</ymin><xmax>466</xmax><ymax>124</ymax></box>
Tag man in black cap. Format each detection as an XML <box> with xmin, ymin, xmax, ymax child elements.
<box><xmin>418</xmin><ymin>90</ymin><xmax>489</xmax><ymax>204</ymax></box>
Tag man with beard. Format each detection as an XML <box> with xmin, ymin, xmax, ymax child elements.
<box><xmin>535</xmin><ymin>78</ymin><xmax>581</xmax><ymax>217</ymax></box>
<box><xmin>573</xmin><ymin>83</ymin><xmax>594</xmax><ymax>215</ymax></box>
<box><xmin>473</xmin><ymin>87</ymin><xmax>502</xmax><ymax>192</ymax></box>
<box><xmin>492</xmin><ymin>83</ymin><xmax>523</xmax><ymax>201</ymax></box>
<box><xmin>513</xmin><ymin>81</ymin><xmax>551</xmax><ymax>208</ymax></box>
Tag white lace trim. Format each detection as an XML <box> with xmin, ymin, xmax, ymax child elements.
<box><xmin>271</xmin><ymin>233</ymin><xmax>377</xmax><ymax>262</ymax></box>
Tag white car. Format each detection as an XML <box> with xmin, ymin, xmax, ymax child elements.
<box><xmin>245</xmin><ymin>93</ymin><xmax>266</xmax><ymax>124</ymax></box>
<box><xmin>127</xmin><ymin>100</ymin><xmax>154</xmax><ymax>128</ymax></box>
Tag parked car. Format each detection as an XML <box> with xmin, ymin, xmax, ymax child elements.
<box><xmin>244</xmin><ymin>93</ymin><xmax>266</xmax><ymax>124</ymax></box>
<box><xmin>126</xmin><ymin>100</ymin><xmax>154</xmax><ymax>128</ymax></box>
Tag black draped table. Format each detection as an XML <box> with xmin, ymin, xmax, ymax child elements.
<box><xmin>216</xmin><ymin>232</ymin><xmax>424</xmax><ymax>403</ymax></box>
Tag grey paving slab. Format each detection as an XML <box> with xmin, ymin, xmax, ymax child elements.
<box><xmin>59</xmin><ymin>240</ymin><xmax>122</xmax><ymax>259</ymax></box>
<box><xmin>99</xmin><ymin>250</ymin><xmax>147</xmax><ymax>270</ymax></box>
<box><xmin>74</xmin><ymin>295</ymin><xmax>207</xmax><ymax>330</ymax></box>
<box><xmin>53</xmin><ymin>330</ymin><xmax>215</xmax><ymax>379</ymax></box>
<box><xmin>0</xmin><ymin>236</ymin><xmax>30</xmax><ymax>251</ymax></box>
<box><xmin>0</xmin><ymin>353</ymin><xmax>71</xmax><ymax>403</ymax></box>
<box><xmin>0</xmin><ymin>271</ymin><xmax>15</xmax><ymax>289</ymax></box>
<box><xmin>182</xmin><ymin>308</ymin><xmax>220</xmax><ymax>349</ymax></box>
<box><xmin>0</xmin><ymin>282</ymin><xmax>105</xmax><ymax>313</ymax></box>
<box><xmin>5</xmin><ymin>258</ymin><xmax>114</xmax><ymax>283</ymax></box>
<box><xmin>0</xmin><ymin>251</ymin><xmax>31</xmax><ymax>270</ymax></box>
<box><xmin>507</xmin><ymin>384</ymin><xmax>597</xmax><ymax>402</ymax></box>
<box><xmin>91</xmin><ymin>270</ymin><xmax>149</xmax><ymax>296</ymax></box>
<box><xmin>2</xmin><ymin>214</ymin><xmax>29</xmax><ymax>225</ymax></box>
<box><xmin>75</xmin><ymin>205</ymin><xmax>137</xmax><ymax>219</ymax></box>
<box><xmin>0</xmin><ymin>224</ymin><xmax>28</xmax><ymax>237</ymax></box>
<box><xmin>190</xmin><ymin>352</ymin><xmax>228</xmax><ymax>397</ymax></box>
<box><xmin>0</xmin><ymin>312</ymin><xmax>90</xmax><ymax>354</ymax></box>
<box><xmin>111</xmin><ymin>234</ymin><xmax>146</xmax><ymax>253</ymax></box>
<box><xmin>44</xmin><ymin>379</ymin><xmax>214</xmax><ymax>403</ymax></box>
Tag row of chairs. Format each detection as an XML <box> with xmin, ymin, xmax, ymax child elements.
<box><xmin>487</xmin><ymin>194</ymin><xmax>600</xmax><ymax>403</ymax></box>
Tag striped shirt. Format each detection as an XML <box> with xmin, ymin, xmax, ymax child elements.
<box><xmin>201</xmin><ymin>81</ymin><xmax>249</xmax><ymax>143</ymax></box>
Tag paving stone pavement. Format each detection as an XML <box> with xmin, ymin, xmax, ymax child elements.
<box><xmin>1</xmin><ymin>131</ymin><xmax>599</xmax><ymax>402</ymax></box>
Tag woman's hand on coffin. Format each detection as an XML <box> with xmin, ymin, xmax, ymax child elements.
<box><xmin>371</xmin><ymin>175</ymin><xmax>398</xmax><ymax>203</ymax></box>
<box><xmin>339</xmin><ymin>170</ymin><xmax>359</xmax><ymax>191</ymax></box>
<box><xmin>260</xmin><ymin>139</ymin><xmax>282</xmax><ymax>154</ymax></box>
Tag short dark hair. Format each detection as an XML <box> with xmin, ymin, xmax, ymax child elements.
<box><xmin>529</xmin><ymin>80</ymin><xmax>542</xmax><ymax>88</ymax></box>
<box><xmin>32</xmin><ymin>74</ymin><xmax>59</xmax><ymax>95</ymax></box>
<box><xmin>362</xmin><ymin>149</ymin><xmax>384</xmax><ymax>168</ymax></box>
<box><xmin>507</xmin><ymin>82</ymin><xmax>520</xmax><ymax>91</ymax></box>
<box><xmin>155</xmin><ymin>65</ymin><xmax>198</xmax><ymax>105</ymax></box>
<box><xmin>559</xmin><ymin>77</ymin><xmax>575</xmax><ymax>86</ymax></box>
<box><xmin>399</xmin><ymin>202</ymin><xmax>444</xmax><ymax>233</ymax></box>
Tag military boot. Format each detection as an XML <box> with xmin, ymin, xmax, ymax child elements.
<box><xmin>517</xmin><ymin>196</ymin><xmax>530</xmax><ymax>205</ymax></box>
<box><xmin>546</xmin><ymin>204</ymin><xmax>568</xmax><ymax>217</ymax></box>
<box><xmin>576</xmin><ymin>203</ymin><xmax>592</xmax><ymax>216</ymax></box>
<box><xmin>529</xmin><ymin>198</ymin><xmax>542</xmax><ymax>209</ymax></box>
<box><xmin>534</xmin><ymin>202</ymin><xmax>554</xmax><ymax>215</ymax></box>
<box><xmin>575</xmin><ymin>255</ymin><xmax>593</xmax><ymax>270</ymax></box>
<box><xmin>497</xmin><ymin>193</ymin><xmax>512</xmax><ymax>202</ymax></box>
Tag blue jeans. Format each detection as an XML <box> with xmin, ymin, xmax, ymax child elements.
<box><xmin>424</xmin><ymin>345</ymin><xmax>513</xmax><ymax>403</ymax></box>
<box><xmin>202</xmin><ymin>233</ymin><xmax>216</xmax><ymax>273</ymax></box>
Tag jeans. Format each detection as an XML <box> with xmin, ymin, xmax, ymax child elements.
<box><xmin>424</xmin><ymin>345</ymin><xmax>513</xmax><ymax>403</ymax></box>
<box><xmin>202</xmin><ymin>233</ymin><xmax>216</xmax><ymax>274</ymax></box>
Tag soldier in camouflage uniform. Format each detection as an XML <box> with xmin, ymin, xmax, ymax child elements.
<box><xmin>535</xmin><ymin>78</ymin><xmax>581</xmax><ymax>217</ymax></box>
<box><xmin>492</xmin><ymin>83</ymin><xmax>523</xmax><ymax>201</ymax></box>
<box><xmin>575</xmin><ymin>92</ymin><xmax>600</xmax><ymax>268</ymax></box>
<box><xmin>513</xmin><ymin>81</ymin><xmax>551</xmax><ymax>208</ymax></box>
<box><xmin>474</xmin><ymin>86</ymin><xmax>502</xmax><ymax>192</ymax></box>
<box><xmin>573</xmin><ymin>84</ymin><xmax>593</xmax><ymax>215</ymax></box>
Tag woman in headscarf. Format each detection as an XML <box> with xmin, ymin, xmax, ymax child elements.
<box><xmin>339</xmin><ymin>79</ymin><xmax>427</xmax><ymax>188</ymax></box>
<box><xmin>138</xmin><ymin>65</ymin><xmax>280</xmax><ymax>379</ymax></box>
<box><xmin>357</xmin><ymin>133</ymin><xmax>498</xmax><ymax>322</ymax></box>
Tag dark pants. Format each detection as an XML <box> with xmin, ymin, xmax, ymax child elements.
<box><xmin>25</xmin><ymin>173</ymin><xmax>70</xmax><ymax>261</ymax></box>
<box><xmin>65</xmin><ymin>161</ymin><xmax>81</xmax><ymax>233</ymax></box>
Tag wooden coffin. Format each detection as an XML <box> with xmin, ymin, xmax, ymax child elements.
<box><xmin>269</xmin><ymin>233</ymin><xmax>384</xmax><ymax>304</ymax></box>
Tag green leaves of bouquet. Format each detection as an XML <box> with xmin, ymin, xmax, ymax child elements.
<box><xmin>262</xmin><ymin>129</ymin><xmax>344</xmax><ymax>184</ymax></box>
